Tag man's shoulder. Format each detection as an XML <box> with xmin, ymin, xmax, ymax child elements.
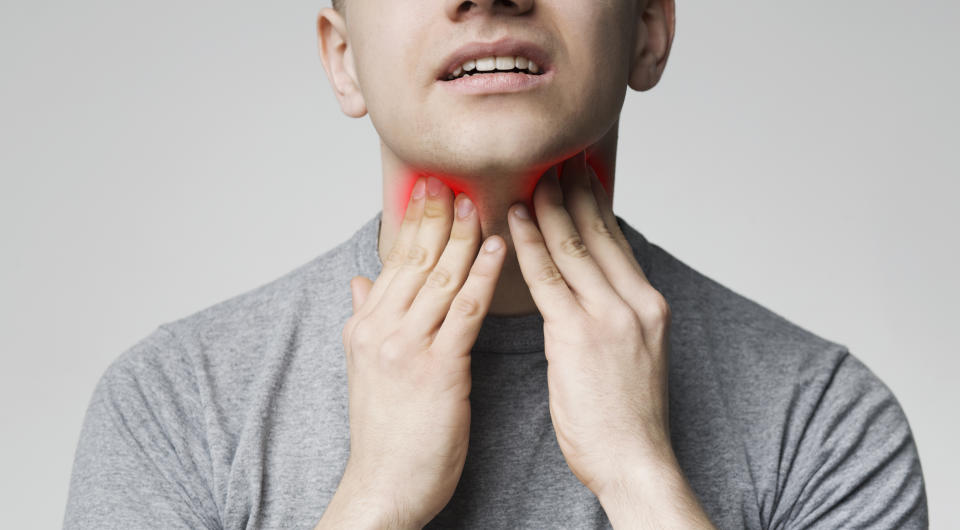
<box><xmin>626</xmin><ymin>222</ymin><xmax>926</xmax><ymax>527</ymax></box>
<box><xmin>647</xmin><ymin>233</ymin><xmax>859</xmax><ymax>387</ymax></box>
<box><xmin>170</xmin><ymin>225</ymin><xmax>364</xmax><ymax>338</ymax></box>
<box><xmin>166</xmin><ymin>214</ymin><xmax>380</xmax><ymax>351</ymax></box>
<box><xmin>618</xmin><ymin>217</ymin><xmax>843</xmax><ymax>361</ymax></box>
<box><xmin>104</xmin><ymin>214</ymin><xmax>378</xmax><ymax>386</ymax></box>
<box><xmin>619</xmin><ymin>217</ymin><xmax>896</xmax><ymax>411</ymax></box>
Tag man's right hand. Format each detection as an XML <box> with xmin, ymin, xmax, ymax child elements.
<box><xmin>317</xmin><ymin>176</ymin><xmax>507</xmax><ymax>529</ymax></box>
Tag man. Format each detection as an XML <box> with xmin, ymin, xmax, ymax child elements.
<box><xmin>64</xmin><ymin>0</ymin><xmax>928</xmax><ymax>528</ymax></box>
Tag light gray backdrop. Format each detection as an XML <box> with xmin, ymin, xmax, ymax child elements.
<box><xmin>1</xmin><ymin>1</ymin><xmax>957</xmax><ymax>528</ymax></box>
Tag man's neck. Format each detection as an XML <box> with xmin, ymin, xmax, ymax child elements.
<box><xmin>377</xmin><ymin>125</ymin><xmax>619</xmax><ymax>316</ymax></box>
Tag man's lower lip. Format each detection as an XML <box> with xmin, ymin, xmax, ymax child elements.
<box><xmin>438</xmin><ymin>71</ymin><xmax>553</xmax><ymax>94</ymax></box>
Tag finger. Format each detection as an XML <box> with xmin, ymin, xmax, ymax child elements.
<box><xmin>560</xmin><ymin>153</ymin><xmax>655</xmax><ymax>306</ymax></box>
<box><xmin>507</xmin><ymin>200</ymin><xmax>580</xmax><ymax>322</ymax></box>
<box><xmin>431</xmin><ymin>235</ymin><xmax>506</xmax><ymax>358</ymax></box>
<box><xmin>359</xmin><ymin>176</ymin><xmax>427</xmax><ymax>316</ymax></box>
<box><xmin>584</xmin><ymin>167</ymin><xmax>668</xmax><ymax>344</ymax></box>
<box><xmin>530</xmin><ymin>158</ymin><xmax>621</xmax><ymax>312</ymax></box>
<box><xmin>403</xmin><ymin>192</ymin><xmax>481</xmax><ymax>334</ymax></box>
<box><xmin>350</xmin><ymin>276</ymin><xmax>373</xmax><ymax>314</ymax></box>
<box><xmin>585</xmin><ymin>164</ymin><xmax>644</xmax><ymax>281</ymax></box>
<box><xmin>377</xmin><ymin>176</ymin><xmax>455</xmax><ymax>317</ymax></box>
<box><xmin>343</xmin><ymin>275</ymin><xmax>374</xmax><ymax>347</ymax></box>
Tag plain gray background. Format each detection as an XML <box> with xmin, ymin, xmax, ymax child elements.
<box><xmin>1</xmin><ymin>1</ymin><xmax>957</xmax><ymax>528</ymax></box>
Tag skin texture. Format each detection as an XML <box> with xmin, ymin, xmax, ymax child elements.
<box><xmin>321</xmin><ymin>180</ymin><xmax>507</xmax><ymax>528</ymax></box>
<box><xmin>318</xmin><ymin>0</ymin><xmax>674</xmax><ymax>315</ymax></box>
<box><xmin>315</xmin><ymin>1</ymin><xmax>715</xmax><ymax>528</ymax></box>
<box><xmin>508</xmin><ymin>154</ymin><xmax>713</xmax><ymax>528</ymax></box>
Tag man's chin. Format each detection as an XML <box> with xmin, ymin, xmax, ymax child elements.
<box><xmin>409</xmin><ymin>141</ymin><xmax>571</xmax><ymax>182</ymax></box>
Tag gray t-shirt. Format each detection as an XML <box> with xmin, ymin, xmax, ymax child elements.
<box><xmin>64</xmin><ymin>211</ymin><xmax>927</xmax><ymax>529</ymax></box>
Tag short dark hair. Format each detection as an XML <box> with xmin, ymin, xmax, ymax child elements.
<box><xmin>332</xmin><ymin>0</ymin><xmax>343</xmax><ymax>11</ymax></box>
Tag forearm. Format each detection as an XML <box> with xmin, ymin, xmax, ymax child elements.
<box><xmin>596</xmin><ymin>452</ymin><xmax>715</xmax><ymax>530</ymax></box>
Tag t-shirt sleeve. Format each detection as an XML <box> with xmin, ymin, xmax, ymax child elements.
<box><xmin>768</xmin><ymin>350</ymin><xmax>928</xmax><ymax>529</ymax></box>
<box><xmin>63</xmin><ymin>327</ymin><xmax>221</xmax><ymax>529</ymax></box>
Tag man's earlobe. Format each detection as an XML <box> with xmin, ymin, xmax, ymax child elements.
<box><xmin>317</xmin><ymin>7</ymin><xmax>367</xmax><ymax>117</ymax></box>
<box><xmin>627</xmin><ymin>0</ymin><xmax>676</xmax><ymax>92</ymax></box>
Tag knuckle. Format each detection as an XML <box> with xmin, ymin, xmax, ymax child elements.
<box><xmin>468</xmin><ymin>260</ymin><xmax>495</xmax><ymax>280</ymax></box>
<box><xmin>536</xmin><ymin>262</ymin><xmax>565</xmax><ymax>285</ymax></box>
<box><xmin>350</xmin><ymin>319</ymin><xmax>378</xmax><ymax>352</ymax></box>
<box><xmin>405</xmin><ymin>244</ymin><xmax>429</xmax><ymax>267</ymax></box>
<box><xmin>614</xmin><ymin>231</ymin><xmax>634</xmax><ymax>255</ymax></box>
<box><xmin>425</xmin><ymin>266</ymin><xmax>453</xmax><ymax>289</ymax></box>
<box><xmin>590</xmin><ymin>216</ymin><xmax>614</xmax><ymax>240</ymax></box>
<box><xmin>385</xmin><ymin>245</ymin><xmax>406</xmax><ymax>268</ymax></box>
<box><xmin>423</xmin><ymin>201</ymin><xmax>447</xmax><ymax>219</ymax></box>
<box><xmin>378</xmin><ymin>334</ymin><xmax>408</xmax><ymax>364</ymax></box>
<box><xmin>517</xmin><ymin>230</ymin><xmax>543</xmax><ymax>246</ymax></box>
<box><xmin>639</xmin><ymin>293</ymin><xmax>672</xmax><ymax>324</ymax></box>
<box><xmin>451</xmin><ymin>296</ymin><xmax>482</xmax><ymax>318</ymax></box>
<box><xmin>560</xmin><ymin>234</ymin><xmax>590</xmax><ymax>259</ymax></box>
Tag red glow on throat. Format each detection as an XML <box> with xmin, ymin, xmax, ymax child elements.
<box><xmin>390</xmin><ymin>169</ymin><xmax>474</xmax><ymax>223</ymax></box>
<box><xmin>390</xmin><ymin>155</ymin><xmax>612</xmax><ymax>223</ymax></box>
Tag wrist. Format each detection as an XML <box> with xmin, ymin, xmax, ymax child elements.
<box><xmin>594</xmin><ymin>448</ymin><xmax>677</xmax><ymax>504</ymax></box>
<box><xmin>317</xmin><ymin>467</ymin><xmax>424</xmax><ymax>530</ymax></box>
<box><xmin>595</xmin><ymin>450</ymin><xmax>714</xmax><ymax>529</ymax></box>
<box><xmin>589</xmin><ymin>437</ymin><xmax>677</xmax><ymax>500</ymax></box>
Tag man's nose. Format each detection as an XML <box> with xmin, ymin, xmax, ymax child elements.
<box><xmin>445</xmin><ymin>0</ymin><xmax>534</xmax><ymax>21</ymax></box>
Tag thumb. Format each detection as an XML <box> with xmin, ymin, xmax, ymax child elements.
<box><xmin>349</xmin><ymin>276</ymin><xmax>373</xmax><ymax>314</ymax></box>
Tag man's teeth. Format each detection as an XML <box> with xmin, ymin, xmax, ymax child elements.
<box><xmin>447</xmin><ymin>56</ymin><xmax>541</xmax><ymax>80</ymax></box>
<box><xmin>477</xmin><ymin>57</ymin><xmax>496</xmax><ymax>71</ymax></box>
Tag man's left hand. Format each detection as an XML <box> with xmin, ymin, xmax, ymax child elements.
<box><xmin>507</xmin><ymin>152</ymin><xmax>715</xmax><ymax>528</ymax></box>
<box><xmin>506</xmin><ymin>151</ymin><xmax>673</xmax><ymax>497</ymax></box>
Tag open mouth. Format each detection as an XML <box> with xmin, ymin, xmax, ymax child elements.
<box><xmin>443</xmin><ymin>55</ymin><xmax>543</xmax><ymax>81</ymax></box>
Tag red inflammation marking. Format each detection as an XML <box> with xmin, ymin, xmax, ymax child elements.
<box><xmin>393</xmin><ymin>152</ymin><xmax>612</xmax><ymax>221</ymax></box>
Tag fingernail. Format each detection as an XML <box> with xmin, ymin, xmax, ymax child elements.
<box><xmin>411</xmin><ymin>178</ymin><xmax>425</xmax><ymax>199</ymax></box>
<box><xmin>456</xmin><ymin>194</ymin><xmax>474</xmax><ymax>219</ymax></box>
<box><xmin>513</xmin><ymin>204</ymin><xmax>530</xmax><ymax>219</ymax></box>
<box><xmin>484</xmin><ymin>237</ymin><xmax>502</xmax><ymax>252</ymax></box>
<box><xmin>426</xmin><ymin>176</ymin><xmax>443</xmax><ymax>197</ymax></box>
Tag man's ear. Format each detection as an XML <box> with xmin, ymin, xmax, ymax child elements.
<box><xmin>317</xmin><ymin>7</ymin><xmax>367</xmax><ymax>117</ymax></box>
<box><xmin>628</xmin><ymin>0</ymin><xmax>676</xmax><ymax>92</ymax></box>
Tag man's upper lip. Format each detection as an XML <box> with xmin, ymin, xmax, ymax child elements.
<box><xmin>437</xmin><ymin>37</ymin><xmax>552</xmax><ymax>79</ymax></box>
